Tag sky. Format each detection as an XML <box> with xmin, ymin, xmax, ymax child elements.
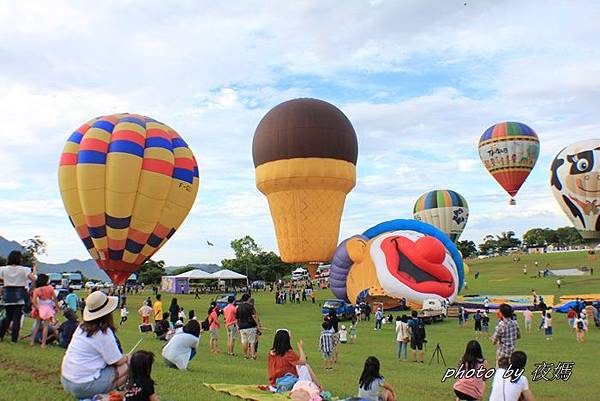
<box><xmin>1</xmin><ymin>0</ymin><xmax>600</xmax><ymax>266</ymax></box>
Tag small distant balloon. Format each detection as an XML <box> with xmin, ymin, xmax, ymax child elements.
<box><xmin>478</xmin><ymin>122</ymin><xmax>539</xmax><ymax>204</ymax></box>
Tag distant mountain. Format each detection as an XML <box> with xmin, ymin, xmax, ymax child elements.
<box><xmin>37</xmin><ymin>259</ymin><xmax>110</xmax><ymax>281</ymax></box>
<box><xmin>0</xmin><ymin>235</ymin><xmax>24</xmax><ymax>257</ymax></box>
<box><xmin>166</xmin><ymin>263</ymin><xmax>222</xmax><ymax>273</ymax></box>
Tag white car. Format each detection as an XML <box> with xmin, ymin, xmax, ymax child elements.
<box><xmin>84</xmin><ymin>281</ymin><xmax>96</xmax><ymax>289</ymax></box>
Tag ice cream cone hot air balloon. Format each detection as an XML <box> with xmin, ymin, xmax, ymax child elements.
<box><xmin>58</xmin><ymin>114</ymin><xmax>199</xmax><ymax>285</ymax></box>
<box><xmin>413</xmin><ymin>189</ymin><xmax>469</xmax><ymax>242</ymax></box>
<box><xmin>252</xmin><ymin>99</ymin><xmax>358</xmax><ymax>277</ymax></box>
<box><xmin>551</xmin><ymin>139</ymin><xmax>600</xmax><ymax>246</ymax></box>
<box><xmin>478</xmin><ymin>122</ymin><xmax>539</xmax><ymax>205</ymax></box>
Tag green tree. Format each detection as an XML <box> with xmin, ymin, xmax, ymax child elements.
<box><xmin>478</xmin><ymin>235</ymin><xmax>497</xmax><ymax>255</ymax></box>
<box><xmin>456</xmin><ymin>240</ymin><xmax>478</xmax><ymax>258</ymax></box>
<box><xmin>221</xmin><ymin>236</ymin><xmax>300</xmax><ymax>281</ymax></box>
<box><xmin>523</xmin><ymin>228</ymin><xmax>546</xmax><ymax>247</ymax></box>
<box><xmin>555</xmin><ymin>226</ymin><xmax>583</xmax><ymax>246</ymax></box>
<box><xmin>495</xmin><ymin>231</ymin><xmax>521</xmax><ymax>252</ymax></box>
<box><xmin>0</xmin><ymin>255</ymin><xmax>6</xmax><ymax>266</ymax></box>
<box><xmin>22</xmin><ymin>235</ymin><xmax>47</xmax><ymax>266</ymax></box>
<box><xmin>137</xmin><ymin>259</ymin><xmax>166</xmax><ymax>285</ymax></box>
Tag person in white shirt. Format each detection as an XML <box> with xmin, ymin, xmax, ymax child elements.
<box><xmin>489</xmin><ymin>351</ymin><xmax>535</xmax><ymax>401</ymax></box>
<box><xmin>162</xmin><ymin>319</ymin><xmax>200</xmax><ymax>369</ymax></box>
<box><xmin>339</xmin><ymin>325</ymin><xmax>348</xmax><ymax>344</ymax></box>
<box><xmin>61</xmin><ymin>291</ymin><xmax>128</xmax><ymax>399</ymax></box>
<box><xmin>395</xmin><ymin>315</ymin><xmax>410</xmax><ymax>361</ymax></box>
<box><xmin>0</xmin><ymin>251</ymin><xmax>36</xmax><ymax>342</ymax></box>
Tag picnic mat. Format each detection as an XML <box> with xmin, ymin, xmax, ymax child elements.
<box><xmin>203</xmin><ymin>383</ymin><xmax>289</xmax><ymax>401</ymax></box>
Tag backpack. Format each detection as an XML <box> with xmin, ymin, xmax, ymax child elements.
<box><xmin>413</xmin><ymin>318</ymin><xmax>426</xmax><ymax>340</ymax></box>
<box><xmin>577</xmin><ymin>320</ymin><xmax>584</xmax><ymax>330</ymax></box>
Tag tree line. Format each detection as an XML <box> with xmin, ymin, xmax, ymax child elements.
<box><xmin>457</xmin><ymin>226</ymin><xmax>583</xmax><ymax>259</ymax></box>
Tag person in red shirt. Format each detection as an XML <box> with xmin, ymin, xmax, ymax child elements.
<box><xmin>267</xmin><ymin>329</ymin><xmax>322</xmax><ymax>391</ymax></box>
<box><xmin>208</xmin><ymin>302</ymin><xmax>221</xmax><ymax>354</ymax></box>
<box><xmin>567</xmin><ymin>307</ymin><xmax>577</xmax><ymax>330</ymax></box>
<box><xmin>30</xmin><ymin>274</ymin><xmax>58</xmax><ymax>348</ymax></box>
<box><xmin>222</xmin><ymin>296</ymin><xmax>238</xmax><ymax>356</ymax></box>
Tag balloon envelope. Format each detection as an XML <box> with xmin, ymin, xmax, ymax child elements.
<box><xmin>478</xmin><ymin>122</ymin><xmax>539</xmax><ymax>201</ymax></box>
<box><xmin>551</xmin><ymin>139</ymin><xmax>600</xmax><ymax>244</ymax></box>
<box><xmin>413</xmin><ymin>189</ymin><xmax>469</xmax><ymax>242</ymax></box>
<box><xmin>252</xmin><ymin>98</ymin><xmax>358</xmax><ymax>263</ymax></box>
<box><xmin>58</xmin><ymin>114</ymin><xmax>199</xmax><ymax>284</ymax></box>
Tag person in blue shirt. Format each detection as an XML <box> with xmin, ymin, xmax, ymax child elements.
<box><xmin>65</xmin><ymin>288</ymin><xmax>79</xmax><ymax>313</ymax></box>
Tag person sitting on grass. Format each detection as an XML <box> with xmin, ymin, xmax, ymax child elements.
<box><xmin>452</xmin><ymin>340</ymin><xmax>489</xmax><ymax>401</ymax></box>
<box><xmin>58</xmin><ymin>308</ymin><xmax>79</xmax><ymax>348</ymax></box>
<box><xmin>154</xmin><ymin>312</ymin><xmax>171</xmax><ymax>341</ymax></box>
<box><xmin>357</xmin><ymin>356</ymin><xmax>396</xmax><ymax>401</ymax></box>
<box><xmin>267</xmin><ymin>329</ymin><xmax>322</xmax><ymax>392</ymax></box>
<box><xmin>61</xmin><ymin>291</ymin><xmax>128</xmax><ymax>400</ymax></box>
<box><xmin>489</xmin><ymin>352</ymin><xmax>535</xmax><ymax>401</ymax></box>
<box><xmin>162</xmin><ymin>320</ymin><xmax>200</xmax><ymax>370</ymax></box>
<box><xmin>124</xmin><ymin>350</ymin><xmax>160</xmax><ymax>401</ymax></box>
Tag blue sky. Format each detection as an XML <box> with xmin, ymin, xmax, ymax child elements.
<box><xmin>1</xmin><ymin>1</ymin><xmax>600</xmax><ymax>265</ymax></box>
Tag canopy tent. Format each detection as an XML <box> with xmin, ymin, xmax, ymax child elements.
<box><xmin>292</xmin><ymin>267</ymin><xmax>307</xmax><ymax>274</ymax></box>
<box><xmin>210</xmin><ymin>269</ymin><xmax>247</xmax><ymax>280</ymax></box>
<box><xmin>175</xmin><ymin>269</ymin><xmax>213</xmax><ymax>279</ymax></box>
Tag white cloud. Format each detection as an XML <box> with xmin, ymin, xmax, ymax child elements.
<box><xmin>2</xmin><ymin>0</ymin><xmax>600</xmax><ymax>265</ymax></box>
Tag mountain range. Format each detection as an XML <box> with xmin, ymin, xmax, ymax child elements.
<box><xmin>0</xmin><ymin>234</ymin><xmax>220</xmax><ymax>281</ymax></box>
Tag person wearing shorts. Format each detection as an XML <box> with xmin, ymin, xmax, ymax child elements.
<box><xmin>237</xmin><ymin>293</ymin><xmax>260</xmax><ymax>360</ymax></box>
<box><xmin>208</xmin><ymin>303</ymin><xmax>221</xmax><ymax>354</ymax></box>
<box><xmin>223</xmin><ymin>296</ymin><xmax>238</xmax><ymax>356</ymax></box>
<box><xmin>474</xmin><ymin>310</ymin><xmax>482</xmax><ymax>337</ymax></box>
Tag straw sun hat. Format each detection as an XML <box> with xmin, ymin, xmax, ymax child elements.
<box><xmin>83</xmin><ymin>291</ymin><xmax>119</xmax><ymax>322</ymax></box>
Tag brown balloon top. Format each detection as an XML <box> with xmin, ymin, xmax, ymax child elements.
<box><xmin>252</xmin><ymin>98</ymin><xmax>358</xmax><ymax>167</ymax></box>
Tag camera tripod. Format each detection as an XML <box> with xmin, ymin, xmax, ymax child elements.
<box><xmin>428</xmin><ymin>343</ymin><xmax>446</xmax><ymax>366</ymax></box>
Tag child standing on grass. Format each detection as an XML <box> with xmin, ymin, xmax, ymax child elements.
<box><xmin>544</xmin><ymin>313</ymin><xmax>553</xmax><ymax>340</ymax></box>
<box><xmin>523</xmin><ymin>308</ymin><xmax>533</xmax><ymax>334</ymax></box>
<box><xmin>138</xmin><ymin>301</ymin><xmax>152</xmax><ymax>325</ymax></box>
<box><xmin>339</xmin><ymin>325</ymin><xmax>348</xmax><ymax>344</ymax></box>
<box><xmin>124</xmin><ymin>351</ymin><xmax>160</xmax><ymax>401</ymax></box>
<box><xmin>575</xmin><ymin>313</ymin><xmax>587</xmax><ymax>343</ymax></box>
<box><xmin>208</xmin><ymin>303</ymin><xmax>221</xmax><ymax>354</ymax></box>
<box><xmin>30</xmin><ymin>274</ymin><xmax>58</xmax><ymax>348</ymax></box>
<box><xmin>319</xmin><ymin>322</ymin><xmax>334</xmax><ymax>370</ymax></box>
<box><xmin>482</xmin><ymin>312</ymin><xmax>490</xmax><ymax>334</ymax></box>
<box><xmin>120</xmin><ymin>306</ymin><xmax>129</xmax><ymax>325</ymax></box>
<box><xmin>357</xmin><ymin>356</ymin><xmax>396</xmax><ymax>401</ymax></box>
<box><xmin>350</xmin><ymin>320</ymin><xmax>358</xmax><ymax>343</ymax></box>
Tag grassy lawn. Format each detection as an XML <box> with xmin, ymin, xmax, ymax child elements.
<box><xmin>0</xmin><ymin>251</ymin><xmax>598</xmax><ymax>401</ymax></box>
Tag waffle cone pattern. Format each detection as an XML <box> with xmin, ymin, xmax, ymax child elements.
<box><xmin>256</xmin><ymin>157</ymin><xmax>355</xmax><ymax>263</ymax></box>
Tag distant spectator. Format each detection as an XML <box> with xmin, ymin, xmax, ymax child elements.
<box><xmin>58</xmin><ymin>308</ymin><xmax>79</xmax><ymax>348</ymax></box>
<box><xmin>152</xmin><ymin>294</ymin><xmax>162</xmax><ymax>322</ymax></box>
<box><xmin>65</xmin><ymin>288</ymin><xmax>79</xmax><ymax>313</ymax></box>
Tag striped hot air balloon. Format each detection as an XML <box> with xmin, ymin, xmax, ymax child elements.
<box><xmin>413</xmin><ymin>189</ymin><xmax>469</xmax><ymax>242</ymax></box>
<box><xmin>478</xmin><ymin>122</ymin><xmax>539</xmax><ymax>204</ymax></box>
<box><xmin>58</xmin><ymin>113</ymin><xmax>199</xmax><ymax>285</ymax></box>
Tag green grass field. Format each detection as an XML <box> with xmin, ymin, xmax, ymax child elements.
<box><xmin>0</xmin><ymin>251</ymin><xmax>598</xmax><ymax>401</ymax></box>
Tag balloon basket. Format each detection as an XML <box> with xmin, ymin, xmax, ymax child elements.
<box><xmin>509</xmin><ymin>198</ymin><xmax>516</xmax><ymax>206</ymax></box>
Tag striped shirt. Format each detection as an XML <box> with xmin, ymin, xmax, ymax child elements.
<box><xmin>319</xmin><ymin>330</ymin><xmax>334</xmax><ymax>353</ymax></box>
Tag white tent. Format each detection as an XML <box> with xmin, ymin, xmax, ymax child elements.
<box><xmin>292</xmin><ymin>267</ymin><xmax>307</xmax><ymax>274</ymax></box>
<box><xmin>175</xmin><ymin>269</ymin><xmax>213</xmax><ymax>279</ymax></box>
<box><xmin>210</xmin><ymin>269</ymin><xmax>247</xmax><ymax>280</ymax></box>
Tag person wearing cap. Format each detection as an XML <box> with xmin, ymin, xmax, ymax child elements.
<box><xmin>60</xmin><ymin>291</ymin><xmax>128</xmax><ymax>399</ymax></box>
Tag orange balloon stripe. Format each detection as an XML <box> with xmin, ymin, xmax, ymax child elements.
<box><xmin>111</xmin><ymin>129</ymin><xmax>145</xmax><ymax>146</ymax></box>
<box><xmin>79</xmin><ymin>138</ymin><xmax>109</xmax><ymax>153</ymax></box>
<box><xmin>142</xmin><ymin>159</ymin><xmax>174</xmax><ymax>176</ymax></box>
<box><xmin>85</xmin><ymin>213</ymin><xmax>105</xmax><ymax>227</ymax></box>
<box><xmin>60</xmin><ymin>153</ymin><xmax>78</xmax><ymax>166</ymax></box>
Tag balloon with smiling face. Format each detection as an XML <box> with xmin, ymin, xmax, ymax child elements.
<box><xmin>551</xmin><ymin>139</ymin><xmax>600</xmax><ymax>245</ymax></box>
<box><xmin>330</xmin><ymin>219</ymin><xmax>464</xmax><ymax>309</ymax></box>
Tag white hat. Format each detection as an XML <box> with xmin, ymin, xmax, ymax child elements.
<box><xmin>341</xmin><ymin>325</ymin><xmax>346</xmax><ymax>330</ymax></box>
<box><xmin>83</xmin><ymin>291</ymin><xmax>119</xmax><ymax>322</ymax></box>
<box><xmin>175</xmin><ymin>320</ymin><xmax>184</xmax><ymax>327</ymax></box>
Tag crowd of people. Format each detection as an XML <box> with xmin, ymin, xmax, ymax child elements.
<box><xmin>1</xmin><ymin>249</ymin><xmax>598</xmax><ymax>401</ymax></box>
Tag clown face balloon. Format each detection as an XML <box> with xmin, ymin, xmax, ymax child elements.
<box><xmin>551</xmin><ymin>139</ymin><xmax>600</xmax><ymax>244</ymax></box>
<box><xmin>330</xmin><ymin>219</ymin><xmax>464</xmax><ymax>309</ymax></box>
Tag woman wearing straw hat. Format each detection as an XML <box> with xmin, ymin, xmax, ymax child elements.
<box><xmin>61</xmin><ymin>291</ymin><xmax>129</xmax><ymax>399</ymax></box>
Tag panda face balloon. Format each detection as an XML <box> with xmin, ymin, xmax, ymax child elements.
<box><xmin>551</xmin><ymin>139</ymin><xmax>600</xmax><ymax>243</ymax></box>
